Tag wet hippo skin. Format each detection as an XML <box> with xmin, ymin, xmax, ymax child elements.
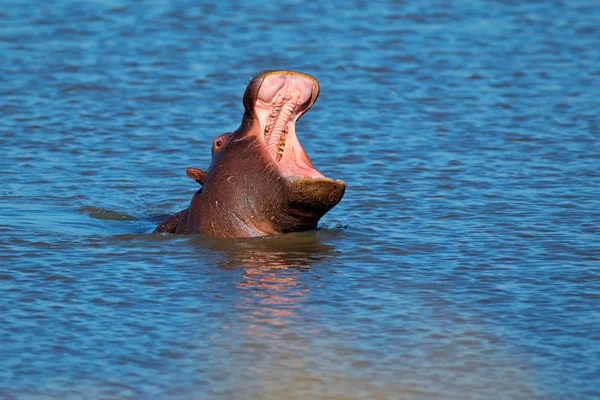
<box><xmin>154</xmin><ymin>71</ymin><xmax>345</xmax><ymax>238</ymax></box>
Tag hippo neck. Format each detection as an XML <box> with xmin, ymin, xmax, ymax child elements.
<box><xmin>190</xmin><ymin>135</ymin><xmax>285</xmax><ymax>238</ymax></box>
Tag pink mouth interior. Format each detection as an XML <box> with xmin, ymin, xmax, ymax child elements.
<box><xmin>254</xmin><ymin>74</ymin><xmax>325</xmax><ymax>179</ymax></box>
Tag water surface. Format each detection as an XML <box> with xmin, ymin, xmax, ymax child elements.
<box><xmin>1</xmin><ymin>1</ymin><xmax>599</xmax><ymax>399</ymax></box>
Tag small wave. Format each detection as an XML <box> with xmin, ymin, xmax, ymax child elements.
<box><xmin>78</xmin><ymin>206</ymin><xmax>138</xmax><ymax>221</ymax></box>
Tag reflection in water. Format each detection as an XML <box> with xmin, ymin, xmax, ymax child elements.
<box><xmin>214</xmin><ymin>232</ymin><xmax>338</xmax><ymax>337</ymax></box>
<box><xmin>211</xmin><ymin>230</ymin><xmax>338</xmax><ymax>276</ymax></box>
<box><xmin>190</xmin><ymin>231</ymin><xmax>536</xmax><ymax>398</ymax></box>
<box><xmin>204</xmin><ymin>232</ymin><xmax>349</xmax><ymax>396</ymax></box>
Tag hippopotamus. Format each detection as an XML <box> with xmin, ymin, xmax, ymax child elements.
<box><xmin>154</xmin><ymin>70</ymin><xmax>345</xmax><ymax>238</ymax></box>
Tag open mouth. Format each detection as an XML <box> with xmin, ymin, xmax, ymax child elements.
<box><xmin>253</xmin><ymin>72</ymin><xmax>326</xmax><ymax>180</ymax></box>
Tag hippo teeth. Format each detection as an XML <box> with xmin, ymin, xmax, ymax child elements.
<box><xmin>277</xmin><ymin>132</ymin><xmax>286</xmax><ymax>161</ymax></box>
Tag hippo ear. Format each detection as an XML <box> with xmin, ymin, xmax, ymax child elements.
<box><xmin>186</xmin><ymin>167</ymin><xmax>207</xmax><ymax>186</ymax></box>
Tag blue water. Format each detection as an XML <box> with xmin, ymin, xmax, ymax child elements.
<box><xmin>1</xmin><ymin>1</ymin><xmax>599</xmax><ymax>398</ymax></box>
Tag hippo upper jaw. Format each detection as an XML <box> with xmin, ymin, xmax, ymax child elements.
<box><xmin>242</xmin><ymin>71</ymin><xmax>323</xmax><ymax>178</ymax></box>
<box><xmin>242</xmin><ymin>70</ymin><xmax>345</xmax><ymax>182</ymax></box>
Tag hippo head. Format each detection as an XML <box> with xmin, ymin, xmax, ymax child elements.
<box><xmin>181</xmin><ymin>71</ymin><xmax>345</xmax><ymax>238</ymax></box>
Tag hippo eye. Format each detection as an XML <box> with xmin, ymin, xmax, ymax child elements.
<box><xmin>216</xmin><ymin>140</ymin><xmax>223</xmax><ymax>147</ymax></box>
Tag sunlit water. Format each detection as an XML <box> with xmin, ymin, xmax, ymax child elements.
<box><xmin>1</xmin><ymin>1</ymin><xmax>599</xmax><ymax>399</ymax></box>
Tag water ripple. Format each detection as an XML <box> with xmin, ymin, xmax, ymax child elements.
<box><xmin>1</xmin><ymin>0</ymin><xmax>599</xmax><ymax>399</ymax></box>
